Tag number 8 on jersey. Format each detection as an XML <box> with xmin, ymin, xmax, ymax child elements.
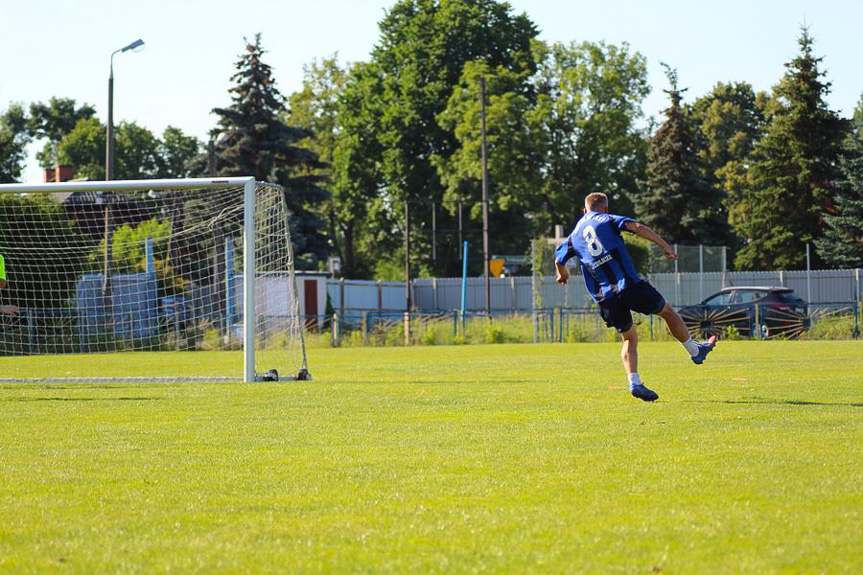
<box><xmin>583</xmin><ymin>225</ymin><xmax>605</xmax><ymax>256</ymax></box>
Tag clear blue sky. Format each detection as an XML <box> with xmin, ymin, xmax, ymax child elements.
<box><xmin>3</xmin><ymin>0</ymin><xmax>862</xmax><ymax>183</ymax></box>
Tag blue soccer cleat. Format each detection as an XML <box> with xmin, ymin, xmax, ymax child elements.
<box><xmin>630</xmin><ymin>383</ymin><xmax>659</xmax><ymax>402</ymax></box>
<box><xmin>691</xmin><ymin>336</ymin><xmax>717</xmax><ymax>365</ymax></box>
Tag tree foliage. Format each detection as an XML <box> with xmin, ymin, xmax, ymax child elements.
<box><xmin>212</xmin><ymin>34</ymin><xmax>329</xmax><ymax>269</ymax></box>
<box><xmin>434</xmin><ymin>40</ymin><xmax>650</xmax><ymax>258</ymax></box>
<box><xmin>734</xmin><ymin>28</ymin><xmax>847</xmax><ymax>270</ymax></box>
<box><xmin>0</xmin><ymin>103</ymin><xmax>31</xmax><ymax>183</ymax></box>
<box><xmin>816</xmin><ymin>96</ymin><xmax>863</xmax><ymax>267</ymax></box>
<box><xmin>690</xmin><ymin>82</ymin><xmax>767</xmax><ymax>174</ymax></box>
<box><xmin>0</xmin><ymin>195</ymin><xmax>90</xmax><ymax>309</ymax></box>
<box><xmin>634</xmin><ymin>65</ymin><xmax>724</xmax><ymax>244</ymax></box>
<box><xmin>57</xmin><ymin>118</ymin><xmax>105</xmax><ymax>179</ymax></box>
<box><xmin>434</xmin><ymin>60</ymin><xmax>537</xmax><ymax>260</ymax></box>
<box><xmin>328</xmin><ymin>61</ymin><xmax>387</xmax><ymax>278</ymax></box>
<box><xmin>342</xmin><ymin>0</ymin><xmax>539</xmax><ymax>278</ymax></box>
<box><xmin>157</xmin><ymin>127</ymin><xmax>201</xmax><ymax>178</ymax></box>
<box><xmin>526</xmin><ymin>40</ymin><xmax>649</xmax><ymax>226</ymax></box>
<box><xmin>28</xmin><ymin>97</ymin><xmax>96</xmax><ymax>168</ymax></box>
<box><xmin>689</xmin><ymin>82</ymin><xmax>768</xmax><ymax>249</ymax></box>
<box><xmin>286</xmin><ymin>55</ymin><xmax>353</xmax><ymax>274</ymax></box>
<box><xmin>95</xmin><ymin>217</ymin><xmax>188</xmax><ymax>297</ymax></box>
<box><xmin>57</xmin><ymin>118</ymin><xmax>172</xmax><ymax>181</ymax></box>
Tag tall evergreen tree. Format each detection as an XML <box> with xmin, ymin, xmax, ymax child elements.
<box><xmin>816</xmin><ymin>95</ymin><xmax>863</xmax><ymax>267</ymax></box>
<box><xmin>634</xmin><ymin>65</ymin><xmax>724</xmax><ymax>244</ymax></box>
<box><xmin>734</xmin><ymin>28</ymin><xmax>846</xmax><ymax>270</ymax></box>
<box><xmin>212</xmin><ymin>34</ymin><xmax>329</xmax><ymax>269</ymax></box>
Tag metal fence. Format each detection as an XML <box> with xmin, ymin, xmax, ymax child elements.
<box><xmin>320</xmin><ymin>300</ymin><xmax>859</xmax><ymax>347</ymax></box>
<box><xmin>328</xmin><ymin>269</ymin><xmax>862</xmax><ymax>315</ymax></box>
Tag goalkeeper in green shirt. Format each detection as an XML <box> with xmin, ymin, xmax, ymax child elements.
<box><xmin>0</xmin><ymin>254</ymin><xmax>19</xmax><ymax>315</ymax></box>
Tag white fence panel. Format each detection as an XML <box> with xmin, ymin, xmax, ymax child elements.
<box><xmin>329</xmin><ymin>268</ymin><xmax>861</xmax><ymax>313</ymax></box>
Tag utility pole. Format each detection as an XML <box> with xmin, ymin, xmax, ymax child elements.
<box><xmin>431</xmin><ymin>201</ymin><xmax>436</xmax><ymax>262</ymax></box>
<box><xmin>458</xmin><ymin>199</ymin><xmax>463</xmax><ymax>261</ymax></box>
<box><xmin>208</xmin><ymin>137</ymin><xmax>217</xmax><ymax>177</ymax></box>
<box><xmin>480</xmin><ymin>76</ymin><xmax>490</xmax><ymax>314</ymax></box>
<box><xmin>404</xmin><ymin>199</ymin><xmax>411</xmax><ymax>310</ymax></box>
<box><xmin>404</xmin><ymin>199</ymin><xmax>412</xmax><ymax>345</ymax></box>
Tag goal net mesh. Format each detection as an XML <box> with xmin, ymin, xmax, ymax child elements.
<box><xmin>0</xmin><ymin>180</ymin><xmax>307</xmax><ymax>382</ymax></box>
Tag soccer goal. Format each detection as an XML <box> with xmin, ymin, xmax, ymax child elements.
<box><xmin>0</xmin><ymin>177</ymin><xmax>310</xmax><ymax>383</ymax></box>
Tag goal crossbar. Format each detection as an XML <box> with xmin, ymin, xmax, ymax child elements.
<box><xmin>0</xmin><ymin>177</ymin><xmax>255</xmax><ymax>194</ymax></box>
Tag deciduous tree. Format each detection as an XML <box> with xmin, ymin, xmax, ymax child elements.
<box><xmin>57</xmin><ymin>118</ymin><xmax>162</xmax><ymax>180</ymax></box>
<box><xmin>528</xmin><ymin>40</ymin><xmax>649</xmax><ymax>230</ymax></box>
<box><xmin>157</xmin><ymin>126</ymin><xmax>201</xmax><ymax>179</ymax></box>
<box><xmin>28</xmin><ymin>97</ymin><xmax>96</xmax><ymax>168</ymax></box>
<box><xmin>351</xmin><ymin>0</ymin><xmax>539</xmax><ymax>277</ymax></box>
<box><xmin>287</xmin><ymin>55</ymin><xmax>354</xmax><ymax>273</ymax></box>
<box><xmin>0</xmin><ymin>103</ymin><xmax>30</xmax><ymax>183</ymax></box>
<box><xmin>689</xmin><ymin>82</ymin><xmax>768</xmax><ymax>249</ymax></box>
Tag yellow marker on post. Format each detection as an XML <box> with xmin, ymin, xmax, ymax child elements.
<box><xmin>489</xmin><ymin>259</ymin><xmax>505</xmax><ymax>278</ymax></box>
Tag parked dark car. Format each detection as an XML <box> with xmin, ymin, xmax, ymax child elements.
<box><xmin>677</xmin><ymin>287</ymin><xmax>809</xmax><ymax>339</ymax></box>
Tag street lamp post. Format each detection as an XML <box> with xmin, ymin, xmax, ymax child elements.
<box><xmin>103</xmin><ymin>39</ymin><xmax>144</xmax><ymax>297</ymax></box>
<box><xmin>106</xmin><ymin>38</ymin><xmax>144</xmax><ymax>180</ymax></box>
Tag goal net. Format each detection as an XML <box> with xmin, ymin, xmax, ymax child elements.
<box><xmin>0</xmin><ymin>177</ymin><xmax>309</xmax><ymax>383</ymax></box>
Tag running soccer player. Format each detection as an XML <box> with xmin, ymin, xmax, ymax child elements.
<box><xmin>554</xmin><ymin>192</ymin><xmax>715</xmax><ymax>402</ymax></box>
<box><xmin>0</xmin><ymin>253</ymin><xmax>19</xmax><ymax>316</ymax></box>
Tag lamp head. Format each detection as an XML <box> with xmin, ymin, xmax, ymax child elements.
<box><xmin>123</xmin><ymin>39</ymin><xmax>145</xmax><ymax>53</ymax></box>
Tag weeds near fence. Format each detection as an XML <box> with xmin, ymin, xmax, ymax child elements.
<box><xmin>305</xmin><ymin>310</ymin><xmax>698</xmax><ymax>348</ymax></box>
<box><xmin>302</xmin><ymin>301</ymin><xmax>859</xmax><ymax>347</ymax></box>
<box><xmin>801</xmin><ymin>313</ymin><xmax>860</xmax><ymax>340</ymax></box>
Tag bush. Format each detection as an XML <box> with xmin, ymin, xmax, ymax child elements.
<box><xmin>485</xmin><ymin>324</ymin><xmax>507</xmax><ymax>344</ymax></box>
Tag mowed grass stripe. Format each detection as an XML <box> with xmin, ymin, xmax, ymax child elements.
<box><xmin>0</xmin><ymin>341</ymin><xmax>861</xmax><ymax>572</ymax></box>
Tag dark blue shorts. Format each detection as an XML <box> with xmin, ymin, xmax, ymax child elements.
<box><xmin>599</xmin><ymin>281</ymin><xmax>666</xmax><ymax>333</ymax></box>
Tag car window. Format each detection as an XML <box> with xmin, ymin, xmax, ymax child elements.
<box><xmin>775</xmin><ymin>291</ymin><xmax>805</xmax><ymax>304</ymax></box>
<box><xmin>703</xmin><ymin>292</ymin><xmax>732</xmax><ymax>306</ymax></box>
<box><xmin>734</xmin><ymin>290</ymin><xmax>765</xmax><ymax>303</ymax></box>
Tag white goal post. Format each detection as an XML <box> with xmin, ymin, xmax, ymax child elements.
<box><xmin>0</xmin><ymin>177</ymin><xmax>310</xmax><ymax>383</ymax></box>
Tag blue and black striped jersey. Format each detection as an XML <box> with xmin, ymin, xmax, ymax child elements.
<box><xmin>554</xmin><ymin>211</ymin><xmax>642</xmax><ymax>302</ymax></box>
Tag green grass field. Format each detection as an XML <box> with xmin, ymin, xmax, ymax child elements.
<box><xmin>1</xmin><ymin>341</ymin><xmax>862</xmax><ymax>572</ymax></box>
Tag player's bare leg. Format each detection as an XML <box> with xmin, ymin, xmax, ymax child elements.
<box><xmin>657</xmin><ymin>302</ymin><xmax>717</xmax><ymax>364</ymax></box>
<box><xmin>657</xmin><ymin>302</ymin><xmax>690</xmax><ymax>342</ymax></box>
<box><xmin>621</xmin><ymin>325</ymin><xmax>638</xmax><ymax>376</ymax></box>
<box><xmin>622</xmin><ymin>326</ymin><xmax>657</xmax><ymax>402</ymax></box>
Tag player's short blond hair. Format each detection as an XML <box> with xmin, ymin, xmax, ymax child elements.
<box><xmin>584</xmin><ymin>192</ymin><xmax>608</xmax><ymax>211</ymax></box>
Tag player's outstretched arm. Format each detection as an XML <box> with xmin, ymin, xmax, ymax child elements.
<box><xmin>0</xmin><ymin>305</ymin><xmax>18</xmax><ymax>316</ymax></box>
<box><xmin>554</xmin><ymin>262</ymin><xmax>569</xmax><ymax>284</ymax></box>
<box><xmin>625</xmin><ymin>221</ymin><xmax>677</xmax><ymax>260</ymax></box>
